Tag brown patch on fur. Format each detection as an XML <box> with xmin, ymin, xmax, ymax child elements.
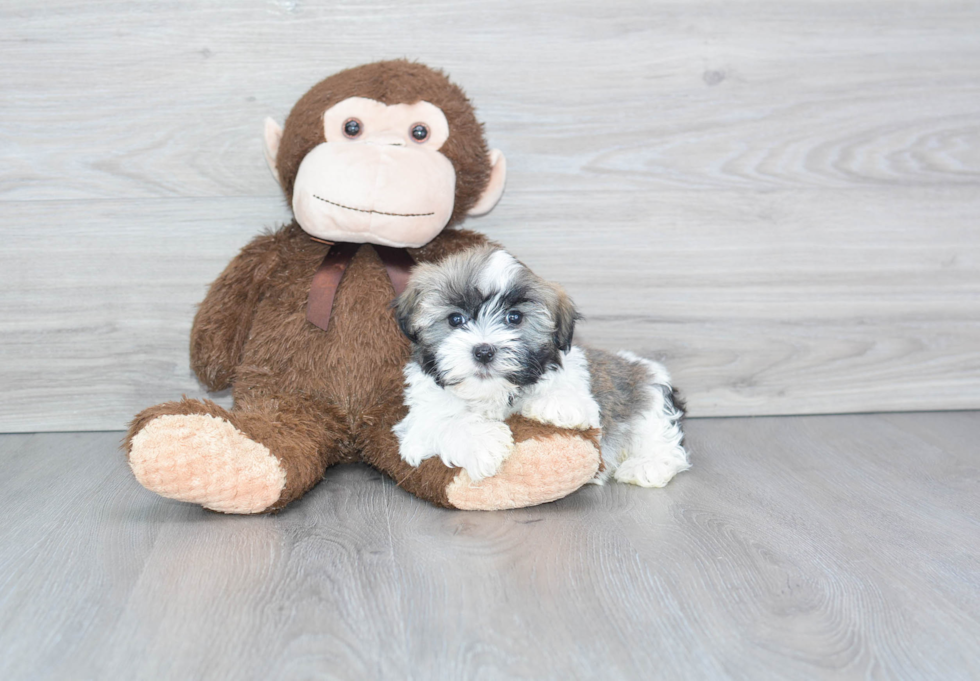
<box><xmin>277</xmin><ymin>60</ymin><xmax>491</xmax><ymax>226</ymax></box>
<box><xmin>583</xmin><ymin>347</ymin><xmax>653</xmax><ymax>437</ymax></box>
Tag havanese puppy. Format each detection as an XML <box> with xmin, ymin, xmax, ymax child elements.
<box><xmin>392</xmin><ymin>246</ymin><xmax>690</xmax><ymax>488</ymax></box>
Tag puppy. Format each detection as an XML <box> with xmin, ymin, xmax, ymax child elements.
<box><xmin>392</xmin><ymin>246</ymin><xmax>690</xmax><ymax>488</ymax></box>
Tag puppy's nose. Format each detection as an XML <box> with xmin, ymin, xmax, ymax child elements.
<box><xmin>473</xmin><ymin>344</ymin><xmax>496</xmax><ymax>364</ymax></box>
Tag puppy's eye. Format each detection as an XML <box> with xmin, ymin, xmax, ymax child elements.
<box><xmin>448</xmin><ymin>313</ymin><xmax>465</xmax><ymax>328</ymax></box>
<box><xmin>506</xmin><ymin>310</ymin><xmax>523</xmax><ymax>325</ymax></box>
<box><xmin>411</xmin><ymin>123</ymin><xmax>429</xmax><ymax>142</ymax></box>
<box><xmin>343</xmin><ymin>118</ymin><xmax>362</xmax><ymax>138</ymax></box>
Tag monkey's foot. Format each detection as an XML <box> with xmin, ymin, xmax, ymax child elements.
<box><xmin>128</xmin><ymin>413</ymin><xmax>286</xmax><ymax>514</ymax></box>
<box><xmin>446</xmin><ymin>417</ymin><xmax>601</xmax><ymax>510</ymax></box>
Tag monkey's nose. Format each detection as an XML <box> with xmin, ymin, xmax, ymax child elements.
<box><xmin>473</xmin><ymin>344</ymin><xmax>496</xmax><ymax>364</ymax></box>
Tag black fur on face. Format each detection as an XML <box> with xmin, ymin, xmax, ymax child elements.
<box><xmin>503</xmin><ymin>342</ymin><xmax>563</xmax><ymax>387</ymax></box>
<box><xmin>393</xmin><ymin>246</ymin><xmax>580</xmax><ymax>390</ymax></box>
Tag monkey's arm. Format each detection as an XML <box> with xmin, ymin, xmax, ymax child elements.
<box><xmin>190</xmin><ymin>231</ymin><xmax>281</xmax><ymax>392</ymax></box>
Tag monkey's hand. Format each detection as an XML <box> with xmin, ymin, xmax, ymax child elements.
<box><xmin>445</xmin><ymin>415</ymin><xmax>601</xmax><ymax>510</ymax></box>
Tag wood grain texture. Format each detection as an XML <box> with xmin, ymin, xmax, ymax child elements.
<box><xmin>1</xmin><ymin>412</ymin><xmax>978</xmax><ymax>679</ymax></box>
<box><xmin>1</xmin><ymin>0</ymin><xmax>979</xmax><ymax>430</ymax></box>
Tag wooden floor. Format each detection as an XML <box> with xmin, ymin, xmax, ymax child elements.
<box><xmin>1</xmin><ymin>413</ymin><xmax>977</xmax><ymax>680</ymax></box>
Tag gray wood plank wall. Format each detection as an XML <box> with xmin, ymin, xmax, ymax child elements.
<box><xmin>2</xmin><ymin>1</ymin><xmax>978</xmax><ymax>431</ymax></box>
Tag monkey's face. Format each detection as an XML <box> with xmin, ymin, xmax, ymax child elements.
<box><xmin>265</xmin><ymin>62</ymin><xmax>507</xmax><ymax>246</ymax></box>
<box><xmin>288</xmin><ymin>97</ymin><xmax>457</xmax><ymax>248</ymax></box>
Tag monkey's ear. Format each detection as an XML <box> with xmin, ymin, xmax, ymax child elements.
<box><xmin>467</xmin><ymin>149</ymin><xmax>507</xmax><ymax>216</ymax></box>
<box><xmin>552</xmin><ymin>287</ymin><xmax>581</xmax><ymax>354</ymax></box>
<box><xmin>263</xmin><ymin>117</ymin><xmax>283</xmax><ymax>187</ymax></box>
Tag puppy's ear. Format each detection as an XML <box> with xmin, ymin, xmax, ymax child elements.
<box><xmin>550</xmin><ymin>285</ymin><xmax>581</xmax><ymax>353</ymax></box>
<box><xmin>392</xmin><ymin>285</ymin><xmax>421</xmax><ymax>343</ymax></box>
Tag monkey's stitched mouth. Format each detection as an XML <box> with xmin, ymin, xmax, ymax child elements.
<box><xmin>313</xmin><ymin>194</ymin><xmax>434</xmax><ymax>218</ymax></box>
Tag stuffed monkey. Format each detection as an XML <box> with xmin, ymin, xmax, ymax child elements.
<box><xmin>125</xmin><ymin>61</ymin><xmax>601</xmax><ymax>513</ymax></box>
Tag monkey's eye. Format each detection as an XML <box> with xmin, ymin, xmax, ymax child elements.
<box><xmin>506</xmin><ymin>310</ymin><xmax>523</xmax><ymax>325</ymax></box>
<box><xmin>411</xmin><ymin>124</ymin><xmax>429</xmax><ymax>142</ymax></box>
<box><xmin>343</xmin><ymin>118</ymin><xmax>362</xmax><ymax>138</ymax></box>
<box><xmin>448</xmin><ymin>312</ymin><xmax>465</xmax><ymax>328</ymax></box>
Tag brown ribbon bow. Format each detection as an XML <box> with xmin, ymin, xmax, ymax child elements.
<box><xmin>306</xmin><ymin>241</ymin><xmax>416</xmax><ymax>332</ymax></box>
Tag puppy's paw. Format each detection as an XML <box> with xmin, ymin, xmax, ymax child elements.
<box><xmin>445</xmin><ymin>419</ymin><xmax>515</xmax><ymax>481</ymax></box>
<box><xmin>393</xmin><ymin>419</ymin><xmax>433</xmax><ymax>467</ymax></box>
<box><xmin>398</xmin><ymin>435</ymin><xmax>431</xmax><ymax>468</ymax></box>
<box><xmin>614</xmin><ymin>446</ymin><xmax>690</xmax><ymax>488</ymax></box>
<box><xmin>520</xmin><ymin>393</ymin><xmax>601</xmax><ymax>431</ymax></box>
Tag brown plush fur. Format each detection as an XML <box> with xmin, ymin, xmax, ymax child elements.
<box><xmin>130</xmin><ymin>225</ymin><xmax>491</xmax><ymax>509</ymax></box>
<box><xmin>125</xmin><ymin>62</ymin><xmax>600</xmax><ymax>512</ymax></box>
